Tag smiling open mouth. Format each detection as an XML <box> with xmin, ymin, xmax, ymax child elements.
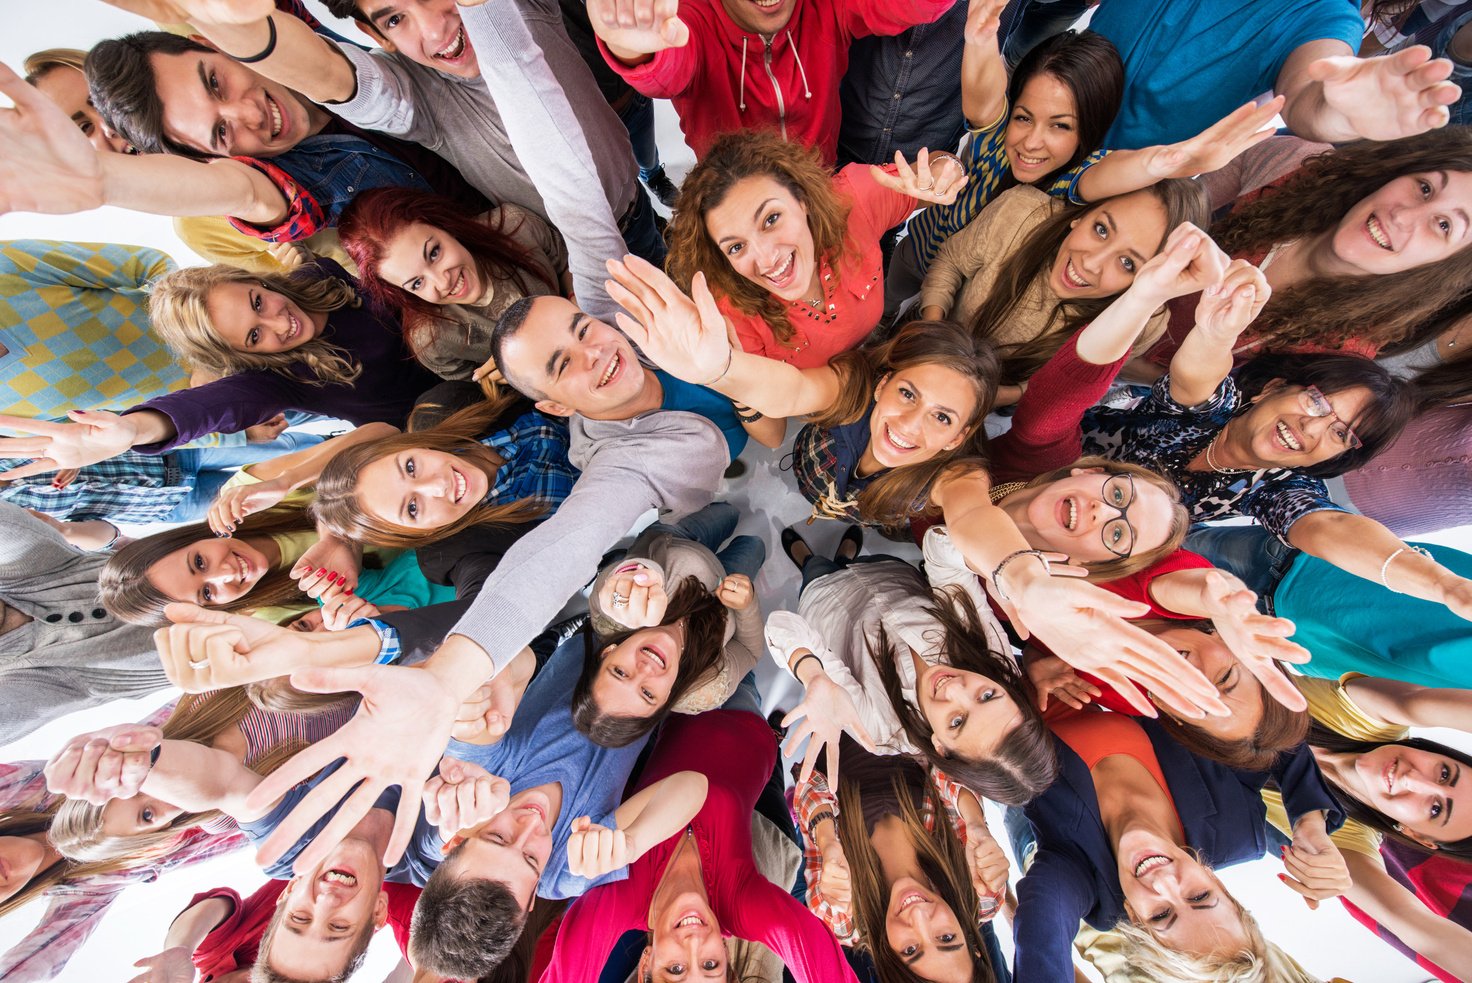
<box><xmin>930</xmin><ymin>670</ymin><xmax>955</xmax><ymax>701</ymax></box>
<box><xmin>233</xmin><ymin>550</ymin><xmax>251</xmax><ymax>584</ymax></box>
<box><xmin>266</xmin><ymin>93</ymin><xmax>283</xmax><ymax>140</ymax></box>
<box><xmin>321</xmin><ymin>868</ymin><xmax>357</xmax><ymax>887</ymax></box>
<box><xmin>450</xmin><ymin>467</ymin><xmax>467</xmax><ymax>504</ymax></box>
<box><xmin>450</xmin><ymin>269</ymin><xmax>466</xmax><ymax>299</ymax></box>
<box><xmin>640</xmin><ymin>645</ymin><xmax>668</xmax><ymax>671</ymax></box>
<box><xmin>763</xmin><ymin>251</ymin><xmax>796</xmax><ymax>288</ymax></box>
<box><xmin>1366</xmin><ymin>214</ymin><xmax>1392</xmax><ymax>251</ymax></box>
<box><xmin>883</xmin><ymin>423</ymin><xmax>917</xmax><ymax>452</ymax></box>
<box><xmin>897</xmin><ymin>891</ymin><xmax>927</xmax><ymax>912</ymax></box>
<box><xmin>1061</xmin><ymin>258</ymin><xmax>1090</xmax><ymax>288</ymax></box>
<box><xmin>1013</xmin><ymin>151</ymin><xmax>1049</xmax><ymax>169</ymax></box>
<box><xmin>433</xmin><ymin>26</ymin><xmax>467</xmax><ymax>61</ymax></box>
<box><xmin>598</xmin><ymin>351</ymin><xmax>622</xmax><ymax>388</ymax></box>
<box><xmin>1274</xmin><ymin>420</ymin><xmax>1302</xmax><ymax>452</ymax></box>
<box><xmin>1059</xmin><ymin>495</ymin><xmax>1078</xmax><ymax>531</ymax></box>
<box><xmin>1134</xmin><ymin>855</ymin><xmax>1171</xmax><ymax>877</ymax></box>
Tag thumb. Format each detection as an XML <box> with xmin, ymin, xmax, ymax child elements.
<box><xmin>110</xmin><ymin>726</ymin><xmax>164</xmax><ymax>751</ymax></box>
<box><xmin>662</xmin><ymin>15</ymin><xmax>689</xmax><ymax>47</ymax></box>
<box><xmin>289</xmin><ymin>663</ymin><xmax>380</xmax><ymax>696</ymax></box>
<box><xmin>164</xmin><ymin>601</ymin><xmax>251</xmax><ymax>630</ymax></box>
<box><xmin>1302</xmin><ymin>55</ymin><xmax>1345</xmax><ymax>82</ymax></box>
<box><xmin>1088</xmin><ymin>591</ymin><xmax>1153</xmax><ymax>620</ymax></box>
<box><xmin>572</xmin><ymin>816</ymin><xmax>591</xmax><ymax>833</ymax></box>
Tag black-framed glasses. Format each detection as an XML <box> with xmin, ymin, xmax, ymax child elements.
<box><xmin>1100</xmin><ymin>473</ymin><xmax>1137</xmax><ymax>558</ymax></box>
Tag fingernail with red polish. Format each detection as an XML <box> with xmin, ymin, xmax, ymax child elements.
<box><xmin>316</xmin><ymin>567</ymin><xmax>327</xmax><ymax>576</ymax></box>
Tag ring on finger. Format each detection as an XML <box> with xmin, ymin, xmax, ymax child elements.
<box><xmin>189</xmin><ymin>657</ymin><xmax>210</xmax><ymax>670</ymax></box>
<box><xmin>611</xmin><ymin>591</ymin><xmax>629</xmax><ymax>607</ymax></box>
<box><xmin>917</xmin><ymin>182</ymin><xmax>934</xmax><ymax>192</ymax></box>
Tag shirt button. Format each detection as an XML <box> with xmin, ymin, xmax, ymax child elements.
<box><xmin>893</xmin><ymin>92</ymin><xmax>901</xmax><ymax>100</ymax></box>
<box><xmin>68</xmin><ymin>612</ymin><xmax>84</xmax><ymax>623</ymax></box>
<box><xmin>905</xmin><ymin>50</ymin><xmax>913</xmax><ymax>58</ymax></box>
<box><xmin>93</xmin><ymin>608</ymin><xmax>108</xmax><ymax>619</ymax></box>
<box><xmin>45</xmin><ymin>613</ymin><xmax>62</xmax><ymax>623</ymax></box>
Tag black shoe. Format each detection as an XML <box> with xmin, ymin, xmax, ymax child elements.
<box><xmin>780</xmin><ymin>526</ymin><xmax>813</xmax><ymax>570</ymax></box>
<box><xmin>835</xmin><ymin>524</ymin><xmax>864</xmax><ymax>562</ymax></box>
<box><xmin>723</xmin><ymin>458</ymin><xmax>748</xmax><ymax>479</ymax></box>
<box><xmin>645</xmin><ymin>166</ymin><xmax>680</xmax><ymax>209</ymax></box>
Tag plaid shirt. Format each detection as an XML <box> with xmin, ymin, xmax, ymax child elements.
<box><xmin>0</xmin><ymin>451</ymin><xmax>190</xmax><ymax>523</ymax></box>
<box><xmin>0</xmin><ymin>705</ymin><xmax>249</xmax><ymax>982</ymax></box>
<box><xmin>794</xmin><ymin>767</ymin><xmax>971</xmax><ymax>945</ymax></box>
<box><xmin>482</xmin><ymin>410</ymin><xmax>579</xmax><ymax>508</ymax></box>
<box><xmin>902</xmin><ymin>105</ymin><xmax>1106</xmax><ymax>275</ymax></box>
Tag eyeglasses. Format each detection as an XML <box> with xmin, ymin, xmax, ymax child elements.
<box><xmin>1298</xmin><ymin>385</ymin><xmax>1363</xmax><ymax>450</ymax></box>
<box><xmin>1100</xmin><ymin>473</ymin><xmax>1137</xmax><ymax>559</ymax></box>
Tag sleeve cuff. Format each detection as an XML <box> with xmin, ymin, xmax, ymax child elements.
<box><xmin>348</xmin><ymin>617</ymin><xmax>403</xmax><ymax>665</ymax></box>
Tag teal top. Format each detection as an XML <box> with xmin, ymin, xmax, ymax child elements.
<box><xmin>1275</xmin><ymin>541</ymin><xmax>1472</xmax><ymax>690</ymax></box>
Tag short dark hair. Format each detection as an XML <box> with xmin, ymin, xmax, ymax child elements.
<box><xmin>86</xmin><ymin>32</ymin><xmax>214</xmax><ymax>158</ymax></box>
<box><xmin>321</xmin><ymin>0</ymin><xmax>372</xmax><ymax>26</ymax></box>
<box><xmin>1234</xmin><ymin>352</ymin><xmax>1417</xmax><ymax>478</ymax></box>
<box><xmin>410</xmin><ymin>851</ymin><xmax>528</xmax><ymax>978</ymax></box>
<box><xmin>490</xmin><ymin>295</ymin><xmax>546</xmax><ymax>400</ymax></box>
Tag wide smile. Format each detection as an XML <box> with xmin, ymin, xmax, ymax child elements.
<box><xmin>1060</xmin><ymin>257</ymin><xmax>1091</xmax><ymax>290</ymax></box>
<box><xmin>283</xmin><ymin>311</ymin><xmax>301</xmax><ymax>343</ymax></box>
<box><xmin>639</xmin><ymin>645</ymin><xmax>668</xmax><ymax>673</ymax></box>
<box><xmin>450</xmin><ymin>466</ymin><xmax>468</xmax><ymax>504</ymax></box>
<box><xmin>1273</xmin><ymin>420</ymin><xmax>1303</xmax><ymax>453</ymax></box>
<box><xmin>265</xmin><ymin>92</ymin><xmax>284</xmax><ymax>141</ymax></box>
<box><xmin>447</xmin><ymin>268</ymin><xmax>468</xmax><ymax>300</ymax></box>
<box><xmin>1133</xmin><ymin>854</ymin><xmax>1171</xmax><ymax>878</ymax></box>
<box><xmin>321</xmin><ymin>867</ymin><xmax>358</xmax><ymax>888</ymax></box>
<box><xmin>897</xmin><ymin>891</ymin><xmax>928</xmax><ymax>913</ymax></box>
<box><xmin>517</xmin><ymin>799</ymin><xmax>550</xmax><ymax>833</ymax></box>
<box><xmin>882</xmin><ymin>422</ymin><xmax>919</xmax><ymax>454</ymax></box>
<box><xmin>930</xmin><ymin>670</ymin><xmax>956</xmax><ymax>701</ymax></box>
<box><xmin>1057</xmin><ymin>495</ymin><xmax>1079</xmax><ymax>532</ymax></box>
<box><xmin>674</xmin><ymin>909</ymin><xmax>708</xmax><ymax>929</ymax></box>
<box><xmin>597</xmin><ymin>350</ymin><xmax>623</xmax><ymax>389</ymax></box>
<box><xmin>232</xmin><ymin>550</ymin><xmax>252</xmax><ymax>585</ymax></box>
<box><xmin>1365</xmin><ymin>213</ymin><xmax>1393</xmax><ymax>251</ymax></box>
<box><xmin>1012</xmin><ymin>149</ymin><xmax>1050</xmax><ymax>171</ymax></box>
<box><xmin>432</xmin><ymin>26</ymin><xmax>468</xmax><ymax>63</ymax></box>
<box><xmin>763</xmin><ymin>250</ymin><xmax>798</xmax><ymax>290</ymax></box>
<box><xmin>1385</xmin><ymin>755</ymin><xmax>1398</xmax><ymax>797</ymax></box>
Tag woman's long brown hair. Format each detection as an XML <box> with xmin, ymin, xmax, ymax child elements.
<box><xmin>667</xmin><ymin>130</ymin><xmax>853</xmax><ymax>346</ymax></box>
<box><xmin>966</xmin><ymin>179</ymin><xmax>1207</xmax><ymax>385</ymax></box>
<box><xmin>1212</xmin><ymin>128</ymin><xmax>1472</xmax><ymax>351</ymax></box>
<box><xmin>813</xmin><ymin>319</ymin><xmax>999</xmax><ymax>527</ymax></box>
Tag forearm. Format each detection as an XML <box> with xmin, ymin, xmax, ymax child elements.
<box><xmin>162</xmin><ymin>896</ymin><xmax>233</xmax><ymax>955</ymax></box>
<box><xmin>741</xmin><ymin>410</ymin><xmax>787</xmax><ymax>448</ymax></box>
<box><xmin>620</xmin><ymin>771</ymin><xmax>708</xmax><ymax>856</ymax></box>
<box><xmin>935</xmin><ymin>476</ymin><xmax>1033</xmax><ymax>583</ymax></box>
<box><xmin>1288</xmin><ymin>512</ymin><xmax>1461</xmax><ymax>605</ymax></box>
<box><xmin>1344</xmin><ymin>852</ymin><xmax>1472</xmax><ymax>981</ymax></box>
<box><xmin>1075</xmin><ymin>148</ymin><xmax>1162</xmax><ymax>202</ymax></box>
<box><xmin>709</xmin><ymin>353</ymin><xmax>838</xmax><ymax>420</ymax></box>
<box><xmin>1074</xmin><ymin>287</ymin><xmax>1170</xmax><ymax>365</ymax></box>
<box><xmin>100</xmin><ymin>155</ymin><xmax>288</xmax><ymax>226</ymax></box>
<box><xmin>115</xmin><ymin>409</ymin><xmax>177</xmax><ymax>449</ymax></box>
<box><xmin>145</xmin><ymin>740</ymin><xmax>264</xmax><ymax>818</ymax></box>
<box><xmin>1343</xmin><ymin>676</ymin><xmax>1472</xmax><ymax>731</ymax></box>
<box><xmin>961</xmin><ymin>38</ymin><xmax>1007</xmax><ymax>129</ymax></box>
<box><xmin>1168</xmin><ymin>322</ymin><xmax>1236</xmax><ymax>407</ymax></box>
<box><xmin>188</xmin><ymin>10</ymin><xmax>357</xmax><ymax>103</ymax></box>
<box><xmin>54</xmin><ymin>519</ymin><xmax>121</xmax><ymax>552</ymax></box>
<box><xmin>247</xmin><ymin>423</ymin><xmax>397</xmax><ymax>487</ymax></box>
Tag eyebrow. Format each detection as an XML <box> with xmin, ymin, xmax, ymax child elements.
<box><xmin>1436</xmin><ymin>171</ymin><xmax>1472</xmax><ymax>235</ymax></box>
<box><xmin>1444</xmin><ymin>764</ymin><xmax>1461</xmax><ymax>827</ymax></box>
<box><xmin>544</xmin><ymin>313</ymin><xmax>583</xmax><ymax>380</ymax></box>
<box><xmin>196</xmin><ymin>60</ymin><xmax>224</xmax><ymax>153</ymax></box>
<box><xmin>399</xmin><ymin>238</ymin><xmax>433</xmax><ymax>289</ymax></box>
<box><xmin>1014</xmin><ymin>102</ymin><xmax>1076</xmax><ymax>120</ymax></box>
<box><xmin>366</xmin><ymin>3</ymin><xmax>398</xmax><ymax>27</ymax></box>
<box><xmin>898</xmin><ymin>377</ymin><xmax>960</xmax><ymax>419</ymax></box>
<box><xmin>717</xmin><ymin>198</ymin><xmax>779</xmax><ymax>245</ymax></box>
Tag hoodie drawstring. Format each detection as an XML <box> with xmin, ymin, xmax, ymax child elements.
<box><xmin>738</xmin><ymin>35</ymin><xmax>749</xmax><ymax>111</ymax></box>
<box><xmin>786</xmin><ymin>30</ymin><xmax>812</xmax><ymax>99</ymax></box>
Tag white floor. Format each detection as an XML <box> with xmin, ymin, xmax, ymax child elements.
<box><xmin>1</xmin><ymin>3</ymin><xmax>1467</xmax><ymax>980</ymax></box>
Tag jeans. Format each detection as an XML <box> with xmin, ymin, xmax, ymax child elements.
<box><xmin>164</xmin><ymin>431</ymin><xmax>325</xmax><ymax>523</ymax></box>
<box><xmin>998</xmin><ymin>0</ymin><xmax>1091</xmax><ymax>71</ymax></box>
<box><xmin>617</xmin><ymin>91</ymin><xmax>662</xmax><ymax>181</ymax></box>
<box><xmin>1431</xmin><ymin>10</ymin><xmax>1472</xmax><ymax>127</ymax></box>
<box><xmin>1183</xmin><ymin>523</ymin><xmax>1299</xmax><ymax>613</ymax></box>
<box><xmin>648</xmin><ymin>502</ymin><xmax>768</xmax><ymax>582</ymax></box>
<box><xmin>797</xmin><ymin>552</ymin><xmax>906</xmax><ymax>596</ymax></box>
<box><xmin>618</xmin><ymin>182</ymin><xmax>668</xmax><ymax>268</ymax></box>
<box><xmin>882</xmin><ymin>233</ymin><xmax>927</xmax><ymax>322</ymax></box>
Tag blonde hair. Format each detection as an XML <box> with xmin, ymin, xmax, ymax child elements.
<box><xmin>23</xmin><ymin>47</ymin><xmax>87</xmax><ymax>82</ymax></box>
<box><xmin>149</xmin><ymin>264</ymin><xmax>363</xmax><ymax>386</ymax></box>
<box><xmin>49</xmin><ymin>690</ymin><xmax>303</xmax><ymax>864</ymax></box>
<box><xmin>1114</xmin><ymin>895</ymin><xmax>1321</xmax><ymax>983</ymax></box>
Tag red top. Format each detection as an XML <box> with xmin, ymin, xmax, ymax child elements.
<box><xmin>540</xmin><ymin>710</ymin><xmax>858</xmax><ymax>983</ymax></box>
<box><xmin>187</xmin><ymin>881</ymin><xmax>287</xmax><ymax>982</ymax></box>
<box><xmin>1048</xmin><ymin>709</ymin><xmax>1181</xmax><ymax>820</ymax></box>
<box><xmin>383</xmin><ymin>881</ymin><xmax>421</xmax><ymax>961</ymax></box>
<box><xmin>720</xmin><ymin>163</ymin><xmax>918</xmax><ymax>369</ymax></box>
<box><xmin>597</xmin><ymin>0</ymin><xmax>953</xmax><ymax>161</ymax></box>
<box><xmin>1341</xmin><ymin>841</ymin><xmax>1472</xmax><ymax>983</ymax></box>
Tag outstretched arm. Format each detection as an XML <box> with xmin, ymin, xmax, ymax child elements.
<box><xmin>1342</xmin><ymin>675</ymin><xmax>1472</xmax><ymax>732</ymax></box>
<box><xmin>1167</xmin><ymin>260</ymin><xmax>1272</xmax><ymax>407</ymax></box>
<box><xmin>960</xmin><ymin>0</ymin><xmax>1010</xmax><ymax>128</ymax></box>
<box><xmin>0</xmin><ymin>410</ymin><xmax>174</xmax><ymax>479</ymax></box>
<box><xmin>565</xmin><ymin>771</ymin><xmax>709</xmax><ymax>879</ymax></box>
<box><xmin>1278</xmin><ymin>40</ymin><xmax>1461</xmax><ymax>142</ymax></box>
<box><xmin>1341</xmin><ymin>849</ymin><xmax>1472</xmax><ymax>982</ymax></box>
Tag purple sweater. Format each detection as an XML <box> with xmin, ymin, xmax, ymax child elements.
<box><xmin>128</xmin><ymin>260</ymin><xmax>434</xmax><ymax>452</ymax></box>
<box><xmin>1342</xmin><ymin>404</ymin><xmax>1472</xmax><ymax>537</ymax></box>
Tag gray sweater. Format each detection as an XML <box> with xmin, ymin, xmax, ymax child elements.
<box><xmin>450</xmin><ymin>409</ymin><xmax>729</xmax><ymax>675</ymax></box>
<box><xmin>328</xmin><ymin>0</ymin><xmax>635</xmax><ymax>319</ymax></box>
<box><xmin>0</xmin><ymin>502</ymin><xmax>166</xmax><ymax>744</ymax></box>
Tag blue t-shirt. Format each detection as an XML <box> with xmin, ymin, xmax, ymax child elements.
<box><xmin>439</xmin><ymin>636</ymin><xmax>651</xmax><ymax>900</ymax></box>
<box><xmin>657</xmin><ymin>369</ymin><xmax>747</xmax><ymax>460</ymax></box>
<box><xmin>239</xmin><ymin>759</ymin><xmax>442</xmax><ymax>884</ymax></box>
<box><xmin>1088</xmin><ymin>0</ymin><xmax>1363</xmax><ymax>148</ymax></box>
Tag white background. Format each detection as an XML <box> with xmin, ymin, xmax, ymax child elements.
<box><xmin>1</xmin><ymin>3</ymin><xmax>1469</xmax><ymax>981</ymax></box>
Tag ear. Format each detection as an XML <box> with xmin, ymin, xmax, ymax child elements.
<box><xmin>942</xmin><ymin>424</ymin><xmax>976</xmax><ymax>452</ymax></box>
<box><xmin>875</xmin><ymin>371</ymin><xmax>891</xmax><ymax>402</ymax></box>
<box><xmin>931</xmin><ymin>734</ymin><xmax>948</xmax><ymax>756</ymax></box>
<box><xmin>372</xmin><ymin>888</ymin><xmax>390</xmax><ymax>929</ymax></box>
<box><xmin>1394</xmin><ymin>822</ymin><xmax>1440</xmax><ymax>851</ymax></box>
<box><xmin>637</xmin><ymin>946</ymin><xmax>653</xmax><ymax>982</ymax></box>
<box><xmin>533</xmin><ymin>398</ymin><xmax>575</xmax><ymax>419</ymax></box>
<box><xmin>186</xmin><ymin>33</ymin><xmax>211</xmax><ymax>46</ymax></box>
<box><xmin>355</xmin><ymin>21</ymin><xmax>394</xmax><ymax>52</ymax></box>
<box><xmin>1068</xmin><ymin>466</ymin><xmax>1104</xmax><ymax>477</ymax></box>
<box><xmin>274</xmin><ymin>878</ymin><xmax>298</xmax><ymax>907</ymax></box>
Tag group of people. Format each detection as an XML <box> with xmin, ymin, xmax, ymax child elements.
<box><xmin>1</xmin><ymin>0</ymin><xmax>1472</xmax><ymax>980</ymax></box>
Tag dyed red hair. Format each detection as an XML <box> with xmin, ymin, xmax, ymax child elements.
<box><xmin>338</xmin><ymin>187</ymin><xmax>557</xmax><ymax>358</ymax></box>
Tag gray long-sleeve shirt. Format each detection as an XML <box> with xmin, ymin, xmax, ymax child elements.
<box><xmin>326</xmin><ymin>0</ymin><xmax>634</xmax><ymax>319</ymax></box>
<box><xmin>449</xmin><ymin>408</ymin><xmax>729</xmax><ymax>676</ymax></box>
<box><xmin>0</xmin><ymin>502</ymin><xmax>167</xmax><ymax>744</ymax></box>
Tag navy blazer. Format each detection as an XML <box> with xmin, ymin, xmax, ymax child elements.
<box><xmin>1012</xmin><ymin>717</ymin><xmax>1344</xmax><ymax>981</ymax></box>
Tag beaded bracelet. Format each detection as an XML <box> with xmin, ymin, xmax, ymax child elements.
<box><xmin>990</xmin><ymin>548</ymin><xmax>1051</xmax><ymax>603</ymax></box>
<box><xmin>1379</xmin><ymin>545</ymin><xmax>1432</xmax><ymax>589</ymax></box>
<box><xmin>806</xmin><ymin>810</ymin><xmax>835</xmax><ymax>840</ymax></box>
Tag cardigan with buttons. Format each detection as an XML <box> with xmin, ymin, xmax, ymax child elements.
<box><xmin>0</xmin><ymin>501</ymin><xmax>166</xmax><ymax>742</ymax></box>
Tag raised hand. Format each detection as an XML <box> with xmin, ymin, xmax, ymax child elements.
<box><xmin>587</xmin><ymin>0</ymin><xmax>689</xmax><ymax>61</ymax></box>
<box><xmin>291</xmin><ymin>536</ymin><xmax>362</xmax><ymax>593</ymax></box>
<box><xmin>1198</xmin><ymin>571</ymin><xmax>1310</xmax><ymax>712</ymax></box>
<box><xmin>868</xmin><ymin>148</ymin><xmax>968</xmax><ymax>206</ymax></box>
<box><xmin>126</xmin><ymin>946</ymin><xmax>195</xmax><ymax>983</ymax></box>
<box><xmin>963</xmin><ymin>0</ymin><xmax>1010</xmax><ymax>46</ymax></box>
<box><xmin>45</xmin><ymin>724</ymin><xmax>162</xmax><ymax>805</ymax></box>
<box><xmin>421</xmin><ymin>756</ymin><xmax>510</xmax><ymax>844</ymax></box>
<box><xmin>154</xmin><ymin>602</ymin><xmax>313</xmax><ymax>691</ymax></box>
<box><xmin>245</xmin><ymin>660</ymin><xmax>461</xmax><ymax>869</ymax></box>
<box><xmin>715</xmin><ymin>573</ymin><xmax>755</xmax><ymax>611</ymax></box>
<box><xmin>605</xmin><ymin>256</ymin><xmax>734</xmax><ymax>387</ymax></box>
<box><xmin>1140</xmin><ymin>97</ymin><xmax>1285</xmax><ymax>180</ymax></box>
<box><xmin>565</xmin><ymin>817</ymin><xmax>635</xmax><ymax>879</ymax></box>
<box><xmin>1280</xmin><ymin>811</ymin><xmax>1352</xmax><ymax>909</ymax></box>
<box><xmin>0</xmin><ymin>411</ymin><xmax>143</xmax><ymax>478</ymax></box>
<box><xmin>207</xmin><ymin>477</ymin><xmax>291</xmax><ymax>536</ymax></box>
<box><xmin>597</xmin><ymin>559</ymin><xmax>668</xmax><ymax>629</ymax></box>
<box><xmin>1125</xmin><ymin>223</ymin><xmax>1231</xmax><ymax>309</ymax></box>
<box><xmin>781</xmin><ymin>670</ymin><xmax>878</xmax><ymax>786</ymax></box>
<box><xmin>1023</xmin><ymin>650</ymin><xmax>1102</xmax><ymax>712</ymax></box>
<box><xmin>1191</xmin><ymin>259</ymin><xmax>1271</xmax><ymax>347</ymax></box>
<box><xmin>1307</xmin><ymin>45</ymin><xmax>1460</xmax><ymax>140</ymax></box>
<box><xmin>0</xmin><ymin>61</ymin><xmax>107</xmax><ymax>216</ymax></box>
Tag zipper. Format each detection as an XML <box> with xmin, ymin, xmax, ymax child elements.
<box><xmin>760</xmin><ymin>35</ymin><xmax>787</xmax><ymax>141</ymax></box>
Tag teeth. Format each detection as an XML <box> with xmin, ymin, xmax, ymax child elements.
<box><xmin>1067</xmin><ymin>497</ymin><xmax>1077</xmax><ymax>530</ymax></box>
<box><xmin>886</xmin><ymin>424</ymin><xmax>917</xmax><ymax>450</ymax></box>
<box><xmin>677</xmin><ymin>915</ymin><xmax>705</xmax><ymax>927</ymax></box>
<box><xmin>1134</xmin><ymin>855</ymin><xmax>1170</xmax><ymax>877</ymax></box>
<box><xmin>898</xmin><ymin>892</ymin><xmax>926</xmax><ymax>911</ymax></box>
<box><xmin>753</xmin><ymin>0</ymin><xmax>780</xmax><ymax>7</ymax></box>
<box><xmin>766</xmin><ymin>252</ymin><xmax>794</xmax><ymax>283</ymax></box>
<box><xmin>1276</xmin><ymin>420</ymin><xmax>1302</xmax><ymax>451</ymax></box>
<box><xmin>435</xmin><ymin>27</ymin><xmax>467</xmax><ymax>60</ymax></box>
<box><xmin>322</xmin><ymin>870</ymin><xmax>357</xmax><ymax>886</ymax></box>
<box><xmin>1366</xmin><ymin>214</ymin><xmax>1392</xmax><ymax>250</ymax></box>
<box><xmin>267</xmin><ymin>96</ymin><xmax>282</xmax><ymax>139</ymax></box>
<box><xmin>643</xmin><ymin>646</ymin><xmax>667</xmax><ymax>669</ymax></box>
<box><xmin>1063</xmin><ymin>259</ymin><xmax>1089</xmax><ymax>288</ymax></box>
<box><xmin>452</xmin><ymin>469</ymin><xmax>466</xmax><ymax>503</ymax></box>
<box><xmin>598</xmin><ymin>352</ymin><xmax>620</xmax><ymax>388</ymax></box>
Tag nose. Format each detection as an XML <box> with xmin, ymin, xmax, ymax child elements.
<box><xmin>512</xmin><ymin>812</ymin><xmax>541</xmax><ymax>847</ymax></box>
<box><xmin>1019</xmin><ymin>125</ymin><xmax>1045</xmax><ymax>151</ymax></box>
<box><xmin>223</xmin><ymin>97</ymin><xmax>267</xmax><ymax>133</ymax></box>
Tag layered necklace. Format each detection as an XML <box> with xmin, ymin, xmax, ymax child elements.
<box><xmin>1201</xmin><ymin>421</ymin><xmax>1255</xmax><ymax>475</ymax></box>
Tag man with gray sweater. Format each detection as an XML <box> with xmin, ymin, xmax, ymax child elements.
<box><xmin>162</xmin><ymin>292</ymin><xmax>729</xmax><ymax>871</ymax></box>
<box><xmin>166</xmin><ymin>0</ymin><xmax>658</xmax><ymax>319</ymax></box>
<box><xmin>0</xmin><ymin>502</ymin><xmax>166</xmax><ymax>742</ymax></box>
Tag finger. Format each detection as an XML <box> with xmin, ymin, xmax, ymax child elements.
<box><xmin>1253</xmin><ymin>660</ymin><xmax>1309</xmax><ymax>712</ymax></box>
<box><xmin>1093</xmin><ymin>667</ymin><xmax>1157</xmax><ymax>718</ymax></box>
<box><xmin>866</xmin><ymin>163</ymin><xmax>904</xmax><ymax>193</ymax></box>
<box><xmin>799</xmin><ymin>733</ymin><xmax>821</xmax><ymax>785</ymax></box>
<box><xmin>0</xmin><ymin>459</ymin><xmax>60</xmax><ymax>480</ymax></box>
<box><xmin>1276</xmin><ymin>872</ymin><xmax>1322</xmax><ymax>909</ymax></box>
<box><xmin>244</xmin><ymin>740</ymin><xmax>345</xmax><ymax>843</ymax></box>
<box><xmin>294</xmin><ymin>780</ymin><xmax>384</xmax><ymax>873</ymax></box>
<box><xmin>0</xmin><ymin>413</ymin><xmax>65</xmax><ymax>437</ymax></box>
<box><xmin>690</xmin><ymin>271</ymin><xmax>726</xmax><ymax>332</ymax></box>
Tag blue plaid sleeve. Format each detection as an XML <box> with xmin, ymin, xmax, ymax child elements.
<box><xmin>347</xmin><ymin>617</ymin><xmax>404</xmax><ymax>665</ymax></box>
